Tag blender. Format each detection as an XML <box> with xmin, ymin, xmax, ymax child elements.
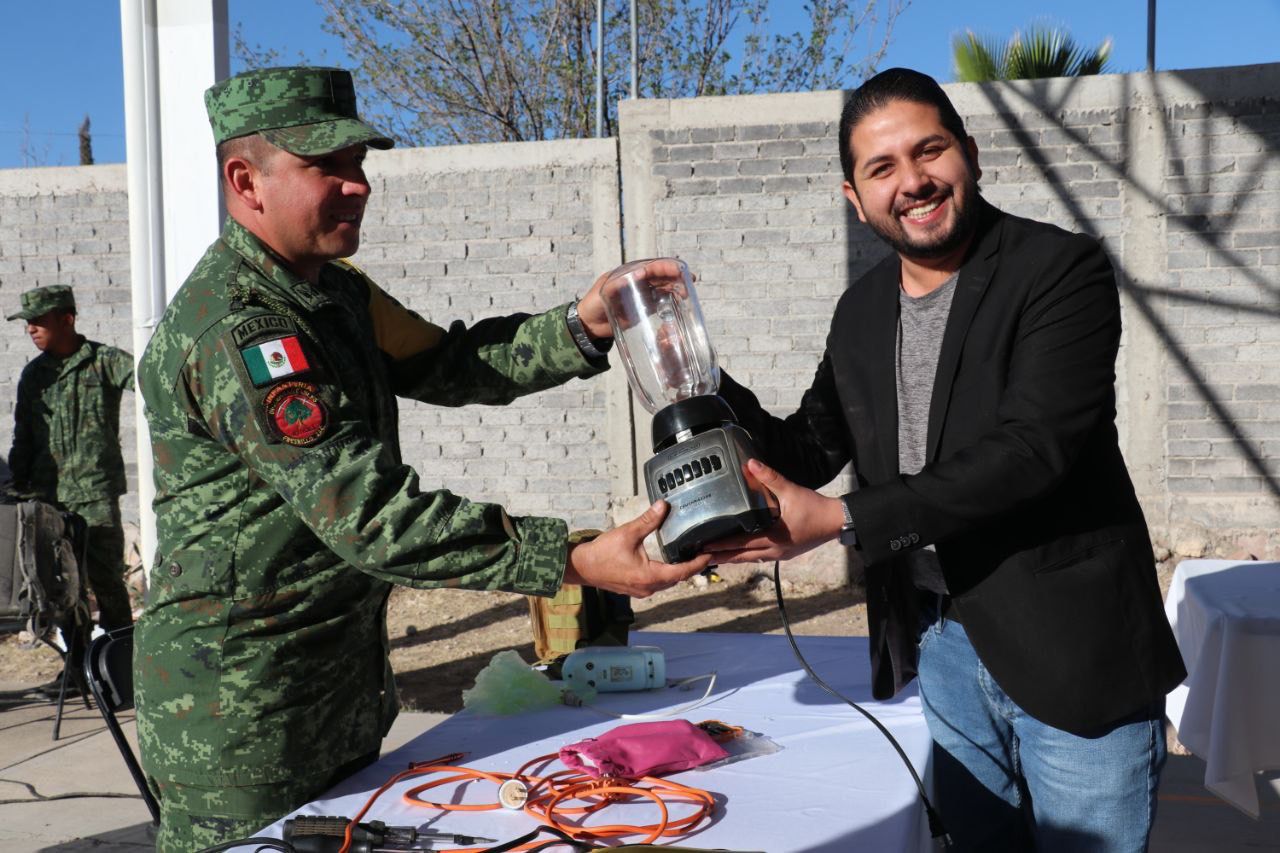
<box><xmin>600</xmin><ymin>258</ymin><xmax>777</xmax><ymax>562</ymax></box>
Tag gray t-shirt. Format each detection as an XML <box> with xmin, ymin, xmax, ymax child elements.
<box><xmin>896</xmin><ymin>273</ymin><xmax>959</xmax><ymax>595</ymax></box>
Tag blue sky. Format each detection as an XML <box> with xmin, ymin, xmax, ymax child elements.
<box><xmin>3</xmin><ymin>0</ymin><xmax>1277</xmax><ymax>169</ymax></box>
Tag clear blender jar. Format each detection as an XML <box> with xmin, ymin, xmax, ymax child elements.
<box><xmin>601</xmin><ymin>258</ymin><xmax>776</xmax><ymax>562</ymax></box>
<box><xmin>600</xmin><ymin>258</ymin><xmax>719</xmax><ymax>415</ymax></box>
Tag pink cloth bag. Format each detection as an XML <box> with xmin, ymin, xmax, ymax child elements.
<box><xmin>559</xmin><ymin>720</ymin><xmax>729</xmax><ymax>779</ymax></box>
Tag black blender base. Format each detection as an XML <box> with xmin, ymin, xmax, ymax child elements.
<box><xmin>659</xmin><ymin>508</ymin><xmax>777</xmax><ymax>564</ymax></box>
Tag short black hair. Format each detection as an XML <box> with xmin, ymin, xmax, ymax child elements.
<box><xmin>838</xmin><ymin>68</ymin><xmax>970</xmax><ymax>183</ymax></box>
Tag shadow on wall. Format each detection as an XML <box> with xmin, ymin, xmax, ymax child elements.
<box><xmin>979</xmin><ymin>72</ymin><xmax>1278</xmax><ymax>502</ymax></box>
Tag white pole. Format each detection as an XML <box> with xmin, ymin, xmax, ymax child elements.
<box><xmin>121</xmin><ymin>0</ymin><xmax>166</xmax><ymax>574</ymax></box>
<box><xmin>119</xmin><ymin>0</ymin><xmax>228</xmax><ymax>574</ymax></box>
<box><xmin>1146</xmin><ymin>0</ymin><xmax>1157</xmax><ymax>72</ymax></box>
<box><xmin>630</xmin><ymin>0</ymin><xmax>638</xmax><ymax>99</ymax></box>
<box><xmin>596</xmin><ymin>0</ymin><xmax>604</xmax><ymax>137</ymax></box>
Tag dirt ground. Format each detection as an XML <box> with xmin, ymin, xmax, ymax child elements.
<box><xmin>1</xmin><ymin>559</ymin><xmax>1181</xmax><ymax>715</ymax></box>
<box><xmin>0</xmin><ymin>569</ymin><xmax>866</xmax><ymax>713</ymax></box>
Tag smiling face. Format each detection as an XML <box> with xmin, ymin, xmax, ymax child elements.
<box><xmin>226</xmin><ymin>141</ymin><xmax>371</xmax><ymax>282</ymax></box>
<box><xmin>842</xmin><ymin>99</ymin><xmax>982</xmax><ymax>265</ymax></box>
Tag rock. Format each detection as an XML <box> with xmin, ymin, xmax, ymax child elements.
<box><xmin>1153</xmin><ymin>545</ymin><xmax>1171</xmax><ymax>563</ymax></box>
<box><xmin>405</xmin><ymin>625</ymin><xmax>418</xmax><ymax>637</ymax></box>
<box><xmin>1174</xmin><ymin>537</ymin><xmax>1206</xmax><ymax>559</ymax></box>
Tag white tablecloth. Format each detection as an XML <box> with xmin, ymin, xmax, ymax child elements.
<box><xmin>1165</xmin><ymin>559</ymin><xmax>1280</xmax><ymax>817</ymax></box>
<box><xmin>251</xmin><ymin>631</ymin><xmax>935</xmax><ymax>852</ymax></box>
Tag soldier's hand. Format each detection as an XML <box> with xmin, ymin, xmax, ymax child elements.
<box><xmin>563</xmin><ymin>500</ymin><xmax>710</xmax><ymax>598</ymax></box>
<box><xmin>575</xmin><ymin>269</ymin><xmax>613</xmax><ymax>341</ymax></box>
<box><xmin>579</xmin><ymin>257</ymin><xmax>690</xmax><ymax>341</ymax></box>
<box><xmin>702</xmin><ymin>459</ymin><xmax>844</xmax><ymax>564</ymax></box>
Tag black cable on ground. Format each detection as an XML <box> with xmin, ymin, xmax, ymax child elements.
<box><xmin>0</xmin><ymin>778</ymin><xmax>144</xmax><ymax>806</ymax></box>
<box><xmin>772</xmin><ymin>560</ymin><xmax>952</xmax><ymax>846</ymax></box>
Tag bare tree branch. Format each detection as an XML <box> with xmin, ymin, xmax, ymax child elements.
<box><xmin>234</xmin><ymin>0</ymin><xmax>908</xmax><ymax>145</ymax></box>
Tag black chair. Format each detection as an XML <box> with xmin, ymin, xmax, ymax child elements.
<box><xmin>83</xmin><ymin>624</ymin><xmax>160</xmax><ymax>825</ymax></box>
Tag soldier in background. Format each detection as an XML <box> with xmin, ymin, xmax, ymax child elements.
<box><xmin>7</xmin><ymin>285</ymin><xmax>135</xmax><ymax>632</ymax></box>
<box><xmin>135</xmin><ymin>66</ymin><xmax>708</xmax><ymax>851</ymax></box>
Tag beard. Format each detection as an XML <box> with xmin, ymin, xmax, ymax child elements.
<box><xmin>863</xmin><ymin>179</ymin><xmax>981</xmax><ymax>261</ymax></box>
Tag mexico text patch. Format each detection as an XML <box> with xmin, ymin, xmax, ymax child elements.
<box><xmin>263</xmin><ymin>381</ymin><xmax>328</xmax><ymax>446</ymax></box>
<box><xmin>231</xmin><ymin>314</ymin><xmax>298</xmax><ymax>348</ymax></box>
<box><xmin>241</xmin><ymin>336</ymin><xmax>311</xmax><ymax>386</ymax></box>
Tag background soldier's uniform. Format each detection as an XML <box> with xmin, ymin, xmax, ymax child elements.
<box><xmin>137</xmin><ymin>218</ymin><xmax>606</xmax><ymax>848</ymax></box>
<box><xmin>7</xmin><ymin>286</ymin><xmax>135</xmax><ymax>630</ymax></box>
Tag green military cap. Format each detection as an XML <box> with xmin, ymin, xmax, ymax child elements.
<box><xmin>204</xmin><ymin>66</ymin><xmax>394</xmax><ymax>156</ymax></box>
<box><xmin>7</xmin><ymin>285</ymin><xmax>76</xmax><ymax>321</ymax></box>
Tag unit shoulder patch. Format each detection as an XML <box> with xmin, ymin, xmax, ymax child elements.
<box><xmin>262</xmin><ymin>381</ymin><xmax>329</xmax><ymax>446</ymax></box>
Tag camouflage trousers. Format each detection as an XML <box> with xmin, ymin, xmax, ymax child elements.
<box><xmin>62</xmin><ymin>498</ymin><xmax>132</xmax><ymax>630</ymax></box>
<box><xmin>147</xmin><ymin>750</ymin><xmax>378</xmax><ymax>852</ymax></box>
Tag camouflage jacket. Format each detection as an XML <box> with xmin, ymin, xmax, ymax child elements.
<box><xmin>9</xmin><ymin>338</ymin><xmax>134</xmax><ymax>504</ymax></box>
<box><xmin>135</xmin><ymin>218</ymin><xmax>606</xmax><ymax>786</ymax></box>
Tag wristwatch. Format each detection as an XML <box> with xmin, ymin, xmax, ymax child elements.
<box><xmin>565</xmin><ymin>300</ymin><xmax>613</xmax><ymax>360</ymax></box>
<box><xmin>838</xmin><ymin>494</ymin><xmax>860</xmax><ymax>550</ymax></box>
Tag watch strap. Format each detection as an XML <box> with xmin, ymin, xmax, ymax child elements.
<box><xmin>565</xmin><ymin>300</ymin><xmax>612</xmax><ymax>359</ymax></box>
<box><xmin>838</xmin><ymin>494</ymin><xmax>859</xmax><ymax>550</ymax></box>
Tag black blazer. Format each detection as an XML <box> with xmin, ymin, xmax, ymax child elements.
<box><xmin>720</xmin><ymin>201</ymin><xmax>1185</xmax><ymax>736</ymax></box>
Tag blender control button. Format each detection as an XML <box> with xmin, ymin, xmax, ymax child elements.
<box><xmin>658</xmin><ymin>478</ymin><xmax>668</xmax><ymax>494</ymax></box>
<box><xmin>710</xmin><ymin>455</ymin><xmax>723</xmax><ymax>470</ymax></box>
<box><xmin>682</xmin><ymin>463</ymin><xmax>694</xmax><ymax>480</ymax></box>
<box><xmin>675</xmin><ymin>468</ymin><xmax>685</xmax><ymax>485</ymax></box>
<box><xmin>666</xmin><ymin>473</ymin><xmax>677</xmax><ymax>490</ymax></box>
<box><xmin>701</xmin><ymin>456</ymin><xmax>712</xmax><ymax>472</ymax></box>
<box><xmin>692</xmin><ymin>459</ymin><xmax>703</xmax><ymax>476</ymax></box>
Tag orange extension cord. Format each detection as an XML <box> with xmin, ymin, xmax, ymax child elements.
<box><xmin>336</xmin><ymin>751</ymin><xmax>716</xmax><ymax>853</ymax></box>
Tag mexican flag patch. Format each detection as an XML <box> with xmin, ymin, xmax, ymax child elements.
<box><xmin>241</xmin><ymin>336</ymin><xmax>310</xmax><ymax>386</ymax></box>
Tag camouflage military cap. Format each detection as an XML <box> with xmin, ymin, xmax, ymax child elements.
<box><xmin>7</xmin><ymin>285</ymin><xmax>75</xmax><ymax>321</ymax></box>
<box><xmin>204</xmin><ymin>66</ymin><xmax>394</xmax><ymax>156</ymax></box>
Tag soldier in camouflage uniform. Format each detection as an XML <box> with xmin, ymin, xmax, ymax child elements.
<box><xmin>135</xmin><ymin>66</ymin><xmax>708</xmax><ymax>851</ymax></box>
<box><xmin>7</xmin><ymin>285</ymin><xmax>135</xmax><ymax>631</ymax></box>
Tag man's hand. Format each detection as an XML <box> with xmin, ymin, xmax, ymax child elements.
<box><xmin>703</xmin><ymin>458</ymin><xmax>845</xmax><ymax>564</ymax></box>
<box><xmin>564</xmin><ymin>500</ymin><xmax>711</xmax><ymax>597</ymax></box>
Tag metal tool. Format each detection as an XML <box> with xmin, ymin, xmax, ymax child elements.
<box><xmin>283</xmin><ymin>815</ymin><xmax>495</xmax><ymax>852</ymax></box>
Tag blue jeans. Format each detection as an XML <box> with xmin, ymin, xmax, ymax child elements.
<box><xmin>916</xmin><ymin>613</ymin><xmax>1166</xmax><ymax>852</ymax></box>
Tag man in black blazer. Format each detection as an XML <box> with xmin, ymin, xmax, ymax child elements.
<box><xmin>708</xmin><ymin>68</ymin><xmax>1185</xmax><ymax>851</ymax></box>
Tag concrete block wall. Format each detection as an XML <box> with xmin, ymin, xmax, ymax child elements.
<box><xmin>620</xmin><ymin>64</ymin><xmax>1280</xmax><ymax>559</ymax></box>
<box><xmin>0</xmin><ymin>165</ymin><xmax>139</xmax><ymax>523</ymax></box>
<box><xmin>0</xmin><ymin>143</ymin><xmax>625</xmax><ymax>534</ymax></box>
<box><xmin>351</xmin><ymin>139</ymin><xmax>625</xmax><ymax>529</ymax></box>
<box><xmin>2</xmin><ymin>63</ymin><xmax>1277</xmax><ymax>565</ymax></box>
<box><xmin>1157</xmin><ymin>78</ymin><xmax>1280</xmax><ymax>548</ymax></box>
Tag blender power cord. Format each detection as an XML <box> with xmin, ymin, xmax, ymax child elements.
<box><xmin>771</xmin><ymin>560</ymin><xmax>953</xmax><ymax>847</ymax></box>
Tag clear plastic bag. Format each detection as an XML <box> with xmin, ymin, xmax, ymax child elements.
<box><xmin>690</xmin><ymin>720</ymin><xmax>782</xmax><ymax>770</ymax></box>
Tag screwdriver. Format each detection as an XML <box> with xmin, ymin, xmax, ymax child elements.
<box><xmin>283</xmin><ymin>815</ymin><xmax>496</xmax><ymax>852</ymax></box>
